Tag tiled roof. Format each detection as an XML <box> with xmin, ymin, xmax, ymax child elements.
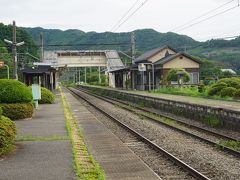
<box><xmin>134</xmin><ymin>45</ymin><xmax>177</xmax><ymax>63</ymax></box>
<box><xmin>21</xmin><ymin>65</ymin><xmax>55</xmax><ymax>74</ymax></box>
<box><xmin>154</xmin><ymin>52</ymin><xmax>201</xmax><ymax>65</ymax></box>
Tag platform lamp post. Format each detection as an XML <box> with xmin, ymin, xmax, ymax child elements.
<box><xmin>4</xmin><ymin>21</ymin><xmax>24</xmax><ymax>80</ymax></box>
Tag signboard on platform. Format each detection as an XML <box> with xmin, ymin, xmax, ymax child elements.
<box><xmin>32</xmin><ymin>84</ymin><xmax>41</xmax><ymax>100</ymax></box>
<box><xmin>138</xmin><ymin>63</ymin><xmax>146</xmax><ymax>71</ymax></box>
<box><xmin>0</xmin><ymin>61</ymin><xmax>4</xmax><ymax>68</ymax></box>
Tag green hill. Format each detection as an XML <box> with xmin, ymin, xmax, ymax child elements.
<box><xmin>23</xmin><ymin>27</ymin><xmax>199</xmax><ymax>51</ymax></box>
<box><xmin>23</xmin><ymin>27</ymin><xmax>240</xmax><ymax>72</ymax></box>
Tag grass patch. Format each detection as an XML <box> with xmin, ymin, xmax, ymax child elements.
<box><xmin>151</xmin><ymin>87</ymin><xmax>235</xmax><ymax>101</ymax></box>
<box><xmin>16</xmin><ymin>135</ymin><xmax>69</xmax><ymax>141</ymax></box>
<box><xmin>218</xmin><ymin>140</ymin><xmax>240</xmax><ymax>151</ymax></box>
<box><xmin>203</xmin><ymin>117</ymin><xmax>224</xmax><ymax>128</ymax></box>
<box><xmin>60</xmin><ymin>87</ymin><xmax>105</xmax><ymax>180</ymax></box>
<box><xmin>152</xmin><ymin>87</ymin><xmax>205</xmax><ymax>97</ymax></box>
<box><xmin>116</xmin><ymin>102</ymin><xmax>183</xmax><ymax>130</ymax></box>
<box><xmin>138</xmin><ymin>101</ymin><xmax>145</xmax><ymax>108</ymax></box>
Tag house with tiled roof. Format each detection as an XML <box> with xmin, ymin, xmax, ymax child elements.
<box><xmin>110</xmin><ymin>45</ymin><xmax>201</xmax><ymax>90</ymax></box>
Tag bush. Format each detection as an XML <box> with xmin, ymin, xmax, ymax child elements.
<box><xmin>218</xmin><ymin>77</ymin><xmax>240</xmax><ymax>89</ymax></box>
<box><xmin>207</xmin><ymin>82</ymin><xmax>227</xmax><ymax>96</ymax></box>
<box><xmin>198</xmin><ymin>84</ymin><xmax>205</xmax><ymax>93</ymax></box>
<box><xmin>0</xmin><ymin>79</ymin><xmax>33</xmax><ymax>103</ymax></box>
<box><xmin>234</xmin><ymin>89</ymin><xmax>240</xmax><ymax>99</ymax></box>
<box><xmin>39</xmin><ymin>87</ymin><xmax>55</xmax><ymax>104</ymax></box>
<box><xmin>0</xmin><ymin>106</ymin><xmax>2</xmax><ymax>116</ymax></box>
<box><xmin>220</xmin><ymin>87</ymin><xmax>237</xmax><ymax>97</ymax></box>
<box><xmin>0</xmin><ymin>103</ymin><xmax>34</xmax><ymax>120</ymax></box>
<box><xmin>207</xmin><ymin>77</ymin><xmax>240</xmax><ymax>97</ymax></box>
<box><xmin>0</xmin><ymin>115</ymin><xmax>16</xmax><ymax>156</ymax></box>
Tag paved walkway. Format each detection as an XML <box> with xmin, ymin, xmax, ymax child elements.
<box><xmin>87</xmin><ymin>86</ymin><xmax>240</xmax><ymax>112</ymax></box>
<box><xmin>64</xmin><ymin>90</ymin><xmax>161</xmax><ymax>180</ymax></box>
<box><xmin>0</xmin><ymin>94</ymin><xmax>75</xmax><ymax>180</ymax></box>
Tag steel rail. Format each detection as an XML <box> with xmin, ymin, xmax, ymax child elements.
<box><xmin>76</xmin><ymin>86</ymin><xmax>240</xmax><ymax>158</ymax></box>
<box><xmin>67</xmin><ymin>87</ymin><xmax>211</xmax><ymax>180</ymax></box>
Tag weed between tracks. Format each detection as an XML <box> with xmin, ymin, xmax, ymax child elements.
<box><xmin>218</xmin><ymin>140</ymin><xmax>240</xmax><ymax>152</ymax></box>
<box><xmin>116</xmin><ymin>102</ymin><xmax>183</xmax><ymax>129</ymax></box>
<box><xmin>60</xmin><ymin>88</ymin><xmax>105</xmax><ymax>180</ymax></box>
<box><xmin>116</xmin><ymin>102</ymin><xmax>240</xmax><ymax>153</ymax></box>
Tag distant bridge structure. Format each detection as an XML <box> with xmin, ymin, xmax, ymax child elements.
<box><xmin>42</xmin><ymin>50</ymin><xmax>125</xmax><ymax>86</ymax></box>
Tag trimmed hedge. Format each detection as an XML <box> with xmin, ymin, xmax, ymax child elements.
<box><xmin>0</xmin><ymin>79</ymin><xmax>33</xmax><ymax>103</ymax></box>
<box><xmin>0</xmin><ymin>103</ymin><xmax>34</xmax><ymax>120</ymax></box>
<box><xmin>39</xmin><ymin>87</ymin><xmax>55</xmax><ymax>104</ymax></box>
<box><xmin>0</xmin><ymin>115</ymin><xmax>16</xmax><ymax>156</ymax></box>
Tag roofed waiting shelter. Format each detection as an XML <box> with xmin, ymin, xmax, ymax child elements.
<box><xmin>21</xmin><ymin>65</ymin><xmax>57</xmax><ymax>90</ymax></box>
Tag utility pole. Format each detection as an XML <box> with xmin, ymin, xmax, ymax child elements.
<box><xmin>131</xmin><ymin>31</ymin><xmax>136</xmax><ymax>64</ymax></box>
<box><xmin>40</xmin><ymin>33</ymin><xmax>44</xmax><ymax>62</ymax></box>
<box><xmin>4</xmin><ymin>21</ymin><xmax>24</xmax><ymax>80</ymax></box>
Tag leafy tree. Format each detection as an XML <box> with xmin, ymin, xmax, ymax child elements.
<box><xmin>0</xmin><ymin>23</ymin><xmax>38</xmax><ymax>79</ymax></box>
<box><xmin>166</xmin><ymin>68</ymin><xmax>190</xmax><ymax>85</ymax></box>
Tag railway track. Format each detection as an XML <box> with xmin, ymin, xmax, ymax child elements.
<box><xmin>67</xmin><ymin>87</ymin><xmax>212</xmax><ymax>179</ymax></box>
<box><xmin>75</xmin><ymin>86</ymin><xmax>240</xmax><ymax>158</ymax></box>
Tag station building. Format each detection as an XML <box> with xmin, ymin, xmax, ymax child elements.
<box><xmin>110</xmin><ymin>45</ymin><xmax>201</xmax><ymax>90</ymax></box>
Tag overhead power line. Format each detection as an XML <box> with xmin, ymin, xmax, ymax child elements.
<box><xmin>110</xmin><ymin>0</ymin><xmax>141</xmax><ymax>32</ymax></box>
<box><xmin>113</xmin><ymin>0</ymin><xmax>150</xmax><ymax>32</ymax></box>
<box><xmin>197</xmin><ymin>34</ymin><xmax>240</xmax><ymax>41</ymax></box>
<box><xmin>170</xmin><ymin>0</ymin><xmax>236</xmax><ymax>32</ymax></box>
<box><xmin>175</xmin><ymin>4</ymin><xmax>239</xmax><ymax>33</ymax></box>
<box><xmin>1</xmin><ymin>42</ymin><xmax>131</xmax><ymax>48</ymax></box>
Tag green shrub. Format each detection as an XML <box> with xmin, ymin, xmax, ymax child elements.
<box><xmin>219</xmin><ymin>77</ymin><xmax>240</xmax><ymax>89</ymax></box>
<box><xmin>39</xmin><ymin>87</ymin><xmax>55</xmax><ymax>104</ymax></box>
<box><xmin>0</xmin><ymin>115</ymin><xmax>16</xmax><ymax>156</ymax></box>
<box><xmin>234</xmin><ymin>89</ymin><xmax>240</xmax><ymax>99</ymax></box>
<box><xmin>0</xmin><ymin>106</ymin><xmax>2</xmax><ymax>116</ymax></box>
<box><xmin>220</xmin><ymin>87</ymin><xmax>237</xmax><ymax>97</ymax></box>
<box><xmin>0</xmin><ymin>79</ymin><xmax>33</xmax><ymax>103</ymax></box>
<box><xmin>208</xmin><ymin>82</ymin><xmax>227</xmax><ymax>96</ymax></box>
<box><xmin>0</xmin><ymin>103</ymin><xmax>34</xmax><ymax>120</ymax></box>
<box><xmin>198</xmin><ymin>84</ymin><xmax>205</xmax><ymax>93</ymax></box>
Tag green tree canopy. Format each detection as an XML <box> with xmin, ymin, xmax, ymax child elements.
<box><xmin>166</xmin><ymin>68</ymin><xmax>190</xmax><ymax>84</ymax></box>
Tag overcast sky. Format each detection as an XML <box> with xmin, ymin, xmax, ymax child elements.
<box><xmin>0</xmin><ymin>0</ymin><xmax>239</xmax><ymax>41</ymax></box>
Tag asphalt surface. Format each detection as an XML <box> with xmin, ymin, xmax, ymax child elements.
<box><xmin>0</xmin><ymin>95</ymin><xmax>76</xmax><ymax>180</ymax></box>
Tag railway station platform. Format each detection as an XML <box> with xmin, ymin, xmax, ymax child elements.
<box><xmin>0</xmin><ymin>93</ymin><xmax>75</xmax><ymax>180</ymax></box>
<box><xmin>64</xmin><ymin>90</ymin><xmax>161</xmax><ymax>180</ymax></box>
<box><xmin>82</xmin><ymin>85</ymin><xmax>240</xmax><ymax>112</ymax></box>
